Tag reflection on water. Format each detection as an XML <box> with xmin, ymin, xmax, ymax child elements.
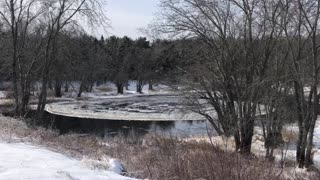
<box><xmin>42</xmin><ymin>112</ymin><xmax>215</xmax><ymax>138</ymax></box>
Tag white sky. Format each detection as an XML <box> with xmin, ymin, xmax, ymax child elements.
<box><xmin>104</xmin><ymin>0</ymin><xmax>159</xmax><ymax>39</ymax></box>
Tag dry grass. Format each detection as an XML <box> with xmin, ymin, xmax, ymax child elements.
<box><xmin>282</xmin><ymin>128</ymin><xmax>299</xmax><ymax>143</ymax></box>
<box><xmin>0</xmin><ymin>99</ymin><xmax>15</xmax><ymax>107</ymax></box>
<box><xmin>103</xmin><ymin>136</ymin><xmax>320</xmax><ymax>180</ymax></box>
<box><xmin>0</xmin><ymin>115</ymin><xmax>319</xmax><ymax>179</ymax></box>
<box><xmin>0</xmin><ymin>115</ymin><xmax>101</xmax><ymax>157</ymax></box>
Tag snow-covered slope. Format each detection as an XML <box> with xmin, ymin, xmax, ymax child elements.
<box><xmin>0</xmin><ymin>142</ymin><xmax>134</xmax><ymax>180</ymax></box>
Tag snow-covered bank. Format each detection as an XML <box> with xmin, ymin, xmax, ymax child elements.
<box><xmin>185</xmin><ymin>121</ymin><xmax>320</xmax><ymax>170</ymax></box>
<box><xmin>0</xmin><ymin>142</ymin><xmax>134</xmax><ymax>179</ymax></box>
<box><xmin>0</xmin><ymin>114</ymin><xmax>317</xmax><ymax>179</ymax></box>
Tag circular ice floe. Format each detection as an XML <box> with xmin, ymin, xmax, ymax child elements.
<box><xmin>45</xmin><ymin>95</ymin><xmax>209</xmax><ymax>121</ymax></box>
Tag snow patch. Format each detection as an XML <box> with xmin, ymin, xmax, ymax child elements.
<box><xmin>108</xmin><ymin>159</ymin><xmax>126</xmax><ymax>174</ymax></box>
<box><xmin>81</xmin><ymin>156</ymin><xmax>126</xmax><ymax>174</ymax></box>
<box><xmin>0</xmin><ymin>142</ymin><xmax>134</xmax><ymax>179</ymax></box>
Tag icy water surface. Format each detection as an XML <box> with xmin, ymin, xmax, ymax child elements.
<box><xmin>43</xmin><ymin>112</ymin><xmax>215</xmax><ymax>138</ymax></box>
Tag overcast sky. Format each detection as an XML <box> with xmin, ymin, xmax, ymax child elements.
<box><xmin>105</xmin><ymin>0</ymin><xmax>159</xmax><ymax>39</ymax></box>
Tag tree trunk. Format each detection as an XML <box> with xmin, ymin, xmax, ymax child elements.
<box><xmin>10</xmin><ymin>0</ymin><xmax>20</xmax><ymax>116</ymax></box>
<box><xmin>234</xmin><ymin>132</ymin><xmax>241</xmax><ymax>152</ymax></box>
<box><xmin>48</xmin><ymin>79</ymin><xmax>53</xmax><ymax>90</ymax></box>
<box><xmin>238</xmin><ymin>111</ymin><xmax>255</xmax><ymax>154</ymax></box>
<box><xmin>306</xmin><ymin>33</ymin><xmax>320</xmax><ymax>167</ymax></box>
<box><xmin>12</xmin><ymin>59</ymin><xmax>20</xmax><ymax>116</ymax></box>
<box><xmin>88</xmin><ymin>82</ymin><xmax>94</xmax><ymax>92</ymax></box>
<box><xmin>148</xmin><ymin>80</ymin><xmax>153</xmax><ymax>90</ymax></box>
<box><xmin>64</xmin><ymin>81</ymin><xmax>69</xmax><ymax>92</ymax></box>
<box><xmin>264</xmin><ymin>115</ymin><xmax>283</xmax><ymax>160</ymax></box>
<box><xmin>125</xmin><ymin>81</ymin><xmax>129</xmax><ymax>90</ymax></box>
<box><xmin>297</xmin><ymin>122</ymin><xmax>309</xmax><ymax>168</ymax></box>
<box><xmin>36</xmin><ymin>34</ymin><xmax>54</xmax><ymax>122</ymax></box>
<box><xmin>55</xmin><ymin>78</ymin><xmax>62</xmax><ymax>97</ymax></box>
<box><xmin>239</xmin><ymin>125</ymin><xmax>254</xmax><ymax>154</ymax></box>
<box><xmin>116</xmin><ymin>82</ymin><xmax>124</xmax><ymax>94</ymax></box>
<box><xmin>36</xmin><ymin>68</ymin><xmax>49</xmax><ymax>122</ymax></box>
<box><xmin>306</xmin><ymin>117</ymin><xmax>316</xmax><ymax>167</ymax></box>
<box><xmin>136</xmin><ymin>80</ymin><xmax>144</xmax><ymax>93</ymax></box>
<box><xmin>20</xmin><ymin>78</ymin><xmax>31</xmax><ymax>117</ymax></box>
<box><xmin>78</xmin><ymin>82</ymin><xmax>84</xmax><ymax>97</ymax></box>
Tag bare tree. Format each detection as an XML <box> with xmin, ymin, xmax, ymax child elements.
<box><xmin>281</xmin><ymin>0</ymin><xmax>320</xmax><ymax>168</ymax></box>
<box><xmin>35</xmin><ymin>0</ymin><xmax>108</xmax><ymax>121</ymax></box>
<box><xmin>155</xmin><ymin>0</ymin><xmax>286</xmax><ymax>154</ymax></box>
<box><xmin>0</xmin><ymin>0</ymin><xmax>44</xmax><ymax>116</ymax></box>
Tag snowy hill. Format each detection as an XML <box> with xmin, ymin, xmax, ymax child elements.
<box><xmin>0</xmin><ymin>142</ymin><xmax>134</xmax><ymax>180</ymax></box>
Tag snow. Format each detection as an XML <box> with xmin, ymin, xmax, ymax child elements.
<box><xmin>252</xmin><ymin>121</ymin><xmax>320</xmax><ymax>169</ymax></box>
<box><xmin>65</xmin><ymin>81</ymin><xmax>173</xmax><ymax>97</ymax></box>
<box><xmin>0</xmin><ymin>91</ymin><xmax>6</xmax><ymax>99</ymax></box>
<box><xmin>108</xmin><ymin>159</ymin><xmax>125</xmax><ymax>174</ymax></box>
<box><xmin>185</xmin><ymin>120</ymin><xmax>320</xmax><ymax>170</ymax></box>
<box><xmin>0</xmin><ymin>142</ymin><xmax>134</xmax><ymax>180</ymax></box>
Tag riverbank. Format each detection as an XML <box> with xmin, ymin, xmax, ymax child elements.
<box><xmin>0</xmin><ymin>115</ymin><xmax>134</xmax><ymax>179</ymax></box>
<box><xmin>0</xmin><ymin>115</ymin><xmax>319</xmax><ymax>179</ymax></box>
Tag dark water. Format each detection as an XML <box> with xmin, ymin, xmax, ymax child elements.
<box><xmin>41</xmin><ymin>111</ymin><xmax>214</xmax><ymax>139</ymax></box>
